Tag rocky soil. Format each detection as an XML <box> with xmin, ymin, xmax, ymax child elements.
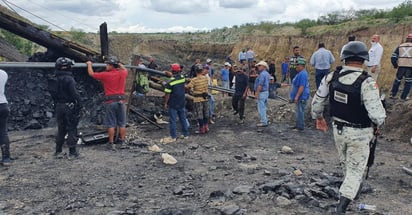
<box><xmin>1</xmin><ymin>89</ymin><xmax>411</xmax><ymax>215</ymax></box>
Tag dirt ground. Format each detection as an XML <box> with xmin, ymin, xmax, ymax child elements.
<box><xmin>0</xmin><ymin>90</ymin><xmax>411</xmax><ymax>215</ymax></box>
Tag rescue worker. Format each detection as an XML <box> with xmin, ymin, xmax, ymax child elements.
<box><xmin>232</xmin><ymin>66</ymin><xmax>249</xmax><ymax>124</ymax></box>
<box><xmin>0</xmin><ymin>69</ymin><xmax>11</xmax><ymax>165</ymax></box>
<box><xmin>53</xmin><ymin>57</ymin><xmax>81</xmax><ymax>158</ymax></box>
<box><xmin>389</xmin><ymin>33</ymin><xmax>412</xmax><ymax>100</ymax></box>
<box><xmin>311</xmin><ymin>41</ymin><xmax>386</xmax><ymax>214</ymax></box>
<box><xmin>254</xmin><ymin>61</ymin><xmax>270</xmax><ymax>127</ymax></box>
<box><xmin>86</xmin><ymin>56</ymin><xmax>128</xmax><ymax>150</ymax></box>
<box><xmin>162</xmin><ymin>63</ymin><xmax>189</xmax><ymax>143</ymax></box>
<box><xmin>186</xmin><ymin>64</ymin><xmax>209</xmax><ymax>134</ymax></box>
<box><xmin>289</xmin><ymin>57</ymin><xmax>310</xmax><ymax>131</ymax></box>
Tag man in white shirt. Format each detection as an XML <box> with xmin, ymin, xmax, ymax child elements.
<box><xmin>366</xmin><ymin>34</ymin><xmax>383</xmax><ymax>81</ymax></box>
<box><xmin>0</xmin><ymin>69</ymin><xmax>11</xmax><ymax>166</ymax></box>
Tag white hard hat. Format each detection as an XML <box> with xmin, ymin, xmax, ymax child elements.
<box><xmin>224</xmin><ymin>62</ymin><xmax>231</xmax><ymax>67</ymax></box>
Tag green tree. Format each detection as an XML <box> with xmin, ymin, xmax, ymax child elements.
<box><xmin>388</xmin><ymin>0</ymin><xmax>412</xmax><ymax>22</ymax></box>
<box><xmin>295</xmin><ymin>19</ymin><xmax>317</xmax><ymax>35</ymax></box>
<box><xmin>70</xmin><ymin>27</ymin><xmax>88</xmax><ymax>44</ymax></box>
<box><xmin>0</xmin><ymin>30</ymin><xmax>33</xmax><ymax>56</ymax></box>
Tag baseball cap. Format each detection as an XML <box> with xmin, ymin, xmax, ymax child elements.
<box><xmin>206</xmin><ymin>59</ymin><xmax>212</xmax><ymax>63</ymax></box>
<box><xmin>256</xmin><ymin>61</ymin><xmax>269</xmax><ymax>69</ymax></box>
<box><xmin>224</xmin><ymin>62</ymin><xmax>231</xmax><ymax>67</ymax></box>
<box><xmin>296</xmin><ymin>57</ymin><xmax>306</xmax><ymax>65</ymax></box>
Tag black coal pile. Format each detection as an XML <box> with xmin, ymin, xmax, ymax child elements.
<box><xmin>5</xmin><ymin>67</ymin><xmax>168</xmax><ymax>132</ymax></box>
<box><xmin>5</xmin><ymin>66</ymin><xmax>107</xmax><ymax>131</ymax></box>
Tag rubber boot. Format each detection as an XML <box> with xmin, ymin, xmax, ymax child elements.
<box><xmin>195</xmin><ymin>119</ymin><xmax>205</xmax><ymax>134</ymax></box>
<box><xmin>69</xmin><ymin>147</ymin><xmax>79</xmax><ymax>158</ymax></box>
<box><xmin>335</xmin><ymin>196</ymin><xmax>351</xmax><ymax>215</ymax></box>
<box><xmin>1</xmin><ymin>144</ymin><xmax>11</xmax><ymax>166</ymax></box>
<box><xmin>203</xmin><ymin>118</ymin><xmax>209</xmax><ymax>133</ymax></box>
<box><xmin>204</xmin><ymin>123</ymin><xmax>209</xmax><ymax>133</ymax></box>
<box><xmin>55</xmin><ymin>142</ymin><xmax>64</xmax><ymax>159</ymax></box>
<box><xmin>197</xmin><ymin>126</ymin><xmax>205</xmax><ymax>134</ymax></box>
<box><xmin>55</xmin><ymin>143</ymin><xmax>63</xmax><ymax>153</ymax></box>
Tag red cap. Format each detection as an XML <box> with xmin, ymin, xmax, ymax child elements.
<box><xmin>407</xmin><ymin>33</ymin><xmax>412</xmax><ymax>39</ymax></box>
<box><xmin>171</xmin><ymin>63</ymin><xmax>181</xmax><ymax>72</ymax></box>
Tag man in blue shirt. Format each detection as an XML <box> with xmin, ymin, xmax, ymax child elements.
<box><xmin>310</xmin><ymin>42</ymin><xmax>335</xmax><ymax>89</ymax></box>
<box><xmin>290</xmin><ymin>58</ymin><xmax>310</xmax><ymax>131</ymax></box>
<box><xmin>255</xmin><ymin>61</ymin><xmax>270</xmax><ymax>127</ymax></box>
<box><xmin>281</xmin><ymin>57</ymin><xmax>289</xmax><ymax>83</ymax></box>
<box><xmin>221</xmin><ymin>62</ymin><xmax>230</xmax><ymax>90</ymax></box>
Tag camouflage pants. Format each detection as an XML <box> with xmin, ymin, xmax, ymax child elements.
<box><xmin>333</xmin><ymin>124</ymin><xmax>373</xmax><ymax>200</ymax></box>
<box><xmin>193</xmin><ymin>101</ymin><xmax>209</xmax><ymax>120</ymax></box>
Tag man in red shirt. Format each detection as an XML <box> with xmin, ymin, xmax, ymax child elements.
<box><xmin>86</xmin><ymin>56</ymin><xmax>128</xmax><ymax>150</ymax></box>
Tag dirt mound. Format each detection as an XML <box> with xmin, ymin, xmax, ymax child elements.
<box><xmin>384</xmin><ymin>99</ymin><xmax>412</xmax><ymax>143</ymax></box>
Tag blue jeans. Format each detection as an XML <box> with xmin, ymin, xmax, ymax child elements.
<box><xmin>257</xmin><ymin>91</ymin><xmax>269</xmax><ymax>125</ymax></box>
<box><xmin>169</xmin><ymin>107</ymin><xmax>189</xmax><ymax>138</ymax></box>
<box><xmin>247</xmin><ymin>58</ymin><xmax>254</xmax><ymax>70</ymax></box>
<box><xmin>222</xmin><ymin>81</ymin><xmax>229</xmax><ymax>89</ymax></box>
<box><xmin>295</xmin><ymin>100</ymin><xmax>307</xmax><ymax>130</ymax></box>
<box><xmin>390</xmin><ymin>67</ymin><xmax>412</xmax><ymax>99</ymax></box>
<box><xmin>315</xmin><ymin>69</ymin><xmax>330</xmax><ymax>89</ymax></box>
<box><xmin>209</xmin><ymin>94</ymin><xmax>215</xmax><ymax>117</ymax></box>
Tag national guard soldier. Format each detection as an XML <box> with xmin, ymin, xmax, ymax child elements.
<box><xmin>311</xmin><ymin>41</ymin><xmax>386</xmax><ymax>214</ymax></box>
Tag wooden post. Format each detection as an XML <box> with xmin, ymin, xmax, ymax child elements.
<box><xmin>99</xmin><ymin>22</ymin><xmax>109</xmax><ymax>61</ymax></box>
<box><xmin>125</xmin><ymin>55</ymin><xmax>140</xmax><ymax>114</ymax></box>
<box><xmin>0</xmin><ymin>9</ymin><xmax>100</xmax><ymax>62</ymax></box>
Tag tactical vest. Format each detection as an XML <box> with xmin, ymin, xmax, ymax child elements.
<box><xmin>329</xmin><ymin>70</ymin><xmax>371</xmax><ymax>126</ymax></box>
<box><xmin>398</xmin><ymin>42</ymin><xmax>412</xmax><ymax>67</ymax></box>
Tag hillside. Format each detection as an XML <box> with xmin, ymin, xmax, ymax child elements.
<box><xmin>101</xmin><ymin>20</ymin><xmax>412</xmax><ymax>92</ymax></box>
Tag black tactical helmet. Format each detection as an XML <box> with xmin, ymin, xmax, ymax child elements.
<box><xmin>341</xmin><ymin>41</ymin><xmax>369</xmax><ymax>62</ymax></box>
<box><xmin>55</xmin><ymin>57</ymin><xmax>74</xmax><ymax>70</ymax></box>
<box><xmin>104</xmin><ymin>56</ymin><xmax>120</xmax><ymax>66</ymax></box>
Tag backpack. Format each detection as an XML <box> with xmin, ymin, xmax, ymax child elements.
<box><xmin>47</xmin><ymin>76</ymin><xmax>59</xmax><ymax>102</ymax></box>
<box><xmin>135</xmin><ymin>72</ymin><xmax>149</xmax><ymax>94</ymax></box>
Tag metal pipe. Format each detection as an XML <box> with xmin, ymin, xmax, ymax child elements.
<box><xmin>0</xmin><ymin>62</ymin><xmax>169</xmax><ymax>77</ymax></box>
<box><xmin>0</xmin><ymin>62</ymin><xmax>289</xmax><ymax>102</ymax></box>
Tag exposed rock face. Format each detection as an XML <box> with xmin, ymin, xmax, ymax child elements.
<box><xmin>0</xmin><ymin>37</ymin><xmax>27</xmax><ymax>61</ymax></box>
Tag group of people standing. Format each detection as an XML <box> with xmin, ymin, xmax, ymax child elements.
<box><xmin>1</xmin><ymin>32</ymin><xmax>411</xmax><ymax>215</ymax></box>
<box><xmin>196</xmin><ymin>33</ymin><xmax>410</xmax><ymax>214</ymax></box>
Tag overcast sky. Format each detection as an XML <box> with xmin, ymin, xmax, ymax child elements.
<box><xmin>2</xmin><ymin>0</ymin><xmax>403</xmax><ymax>33</ymax></box>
